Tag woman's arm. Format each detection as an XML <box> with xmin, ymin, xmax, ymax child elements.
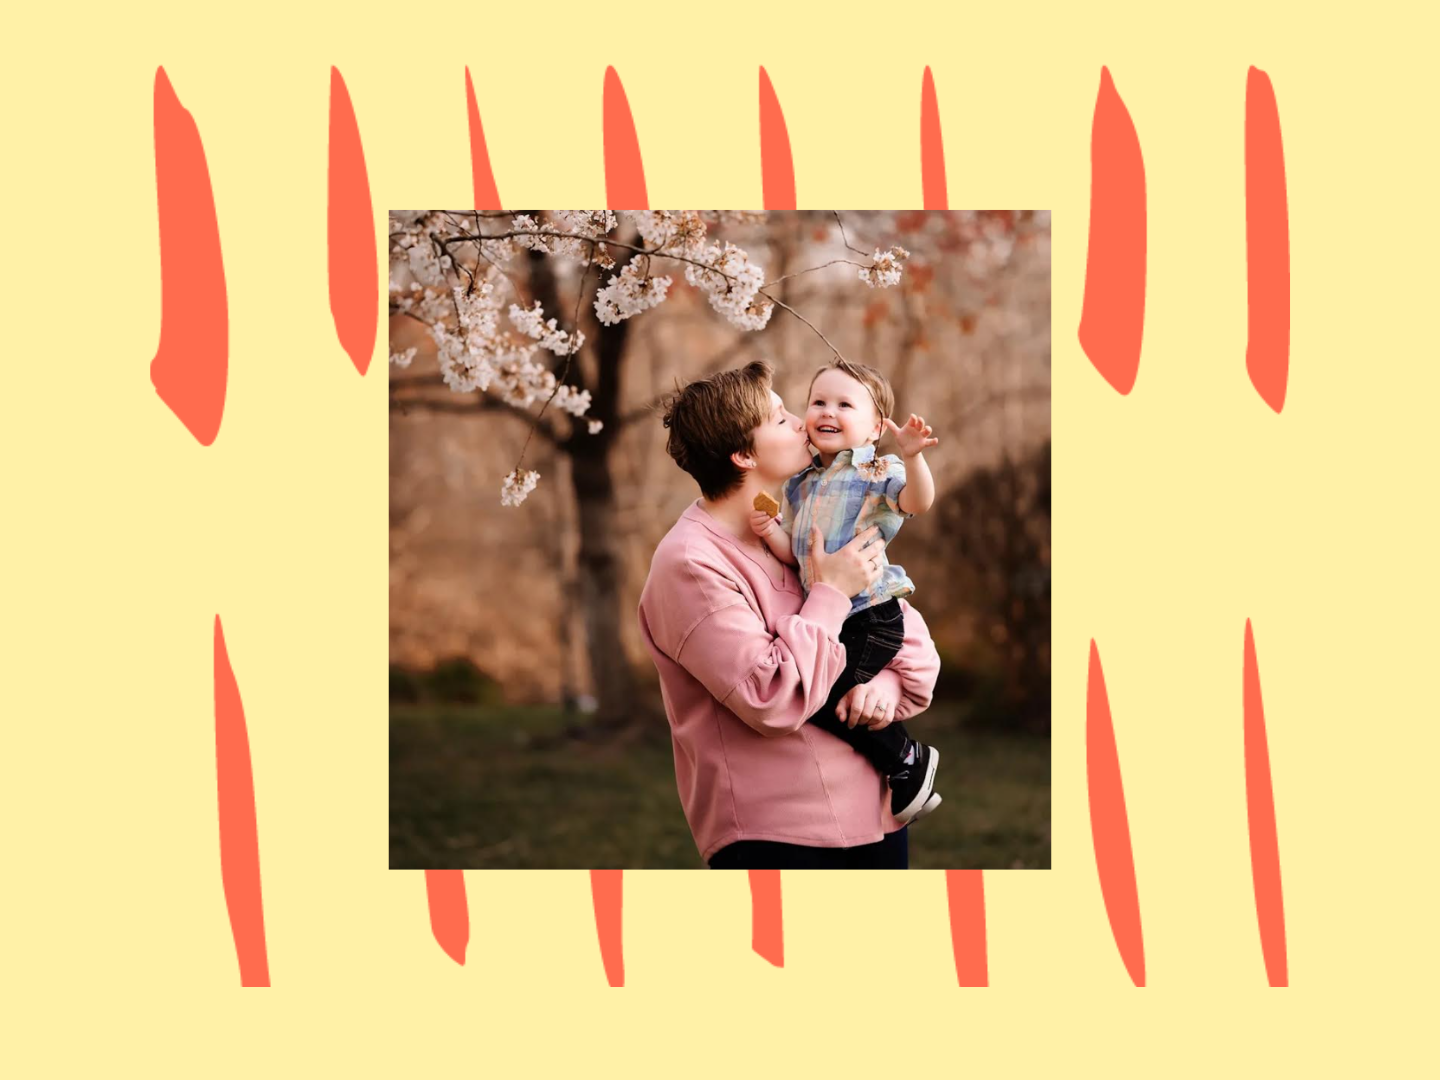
<box><xmin>859</xmin><ymin>601</ymin><xmax>940</xmax><ymax>724</ymax></box>
<box><xmin>676</xmin><ymin>581</ymin><xmax>854</xmax><ymax>738</ymax></box>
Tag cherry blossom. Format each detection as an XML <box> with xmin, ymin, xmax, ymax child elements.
<box><xmin>594</xmin><ymin>262</ymin><xmax>673</xmax><ymax>326</ymax></box>
<box><xmin>684</xmin><ymin>241</ymin><xmax>773</xmax><ymax>330</ymax></box>
<box><xmin>501</xmin><ymin>468</ymin><xmax>540</xmax><ymax>507</ymax></box>
<box><xmin>390</xmin><ymin>210</ymin><xmax>912</xmax><ymax>505</ymax></box>
<box><xmin>859</xmin><ymin>245</ymin><xmax>910</xmax><ymax>288</ymax></box>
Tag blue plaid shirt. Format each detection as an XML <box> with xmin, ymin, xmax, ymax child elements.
<box><xmin>780</xmin><ymin>443</ymin><xmax>916</xmax><ymax>616</ymax></box>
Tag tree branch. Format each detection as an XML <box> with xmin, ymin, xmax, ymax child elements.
<box><xmin>389</xmin><ymin>375</ymin><xmax>562</xmax><ymax>445</ymax></box>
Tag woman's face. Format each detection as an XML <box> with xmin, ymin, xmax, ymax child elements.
<box><xmin>746</xmin><ymin>389</ymin><xmax>812</xmax><ymax>483</ymax></box>
<box><xmin>806</xmin><ymin>368</ymin><xmax>882</xmax><ymax>455</ymax></box>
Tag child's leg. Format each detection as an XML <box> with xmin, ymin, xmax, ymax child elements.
<box><xmin>806</xmin><ymin>600</ymin><xmax>914</xmax><ymax>775</ymax></box>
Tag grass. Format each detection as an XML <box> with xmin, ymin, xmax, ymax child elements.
<box><xmin>390</xmin><ymin>703</ymin><xmax>1050</xmax><ymax>870</ymax></box>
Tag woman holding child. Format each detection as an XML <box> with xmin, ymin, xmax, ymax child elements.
<box><xmin>636</xmin><ymin>358</ymin><xmax>945</xmax><ymax>869</ymax></box>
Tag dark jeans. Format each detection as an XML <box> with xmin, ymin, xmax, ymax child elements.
<box><xmin>708</xmin><ymin>826</ymin><xmax>909</xmax><ymax>869</ymax></box>
<box><xmin>806</xmin><ymin>598</ymin><xmax>912</xmax><ymax>775</ymax></box>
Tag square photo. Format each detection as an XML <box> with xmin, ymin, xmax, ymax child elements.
<box><xmin>389</xmin><ymin>209</ymin><xmax>1051</xmax><ymax>869</ymax></box>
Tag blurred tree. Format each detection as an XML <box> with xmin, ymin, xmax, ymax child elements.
<box><xmin>935</xmin><ymin>437</ymin><xmax>1051</xmax><ymax>736</ymax></box>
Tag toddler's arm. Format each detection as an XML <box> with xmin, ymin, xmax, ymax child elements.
<box><xmin>897</xmin><ymin>451</ymin><xmax>935</xmax><ymax>515</ymax></box>
<box><xmin>886</xmin><ymin>413</ymin><xmax>940</xmax><ymax>515</ymax></box>
<box><xmin>750</xmin><ymin>511</ymin><xmax>799</xmax><ymax>565</ymax></box>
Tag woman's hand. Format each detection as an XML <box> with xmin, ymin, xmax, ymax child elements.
<box><xmin>835</xmin><ymin>679</ymin><xmax>900</xmax><ymax>730</ymax></box>
<box><xmin>809</xmin><ymin>524</ymin><xmax>883</xmax><ymax>598</ymax></box>
<box><xmin>749</xmin><ymin>510</ymin><xmax>779</xmax><ymax>539</ymax></box>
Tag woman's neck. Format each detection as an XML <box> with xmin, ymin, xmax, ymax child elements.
<box><xmin>699</xmin><ymin>477</ymin><xmax>771</xmax><ymax>541</ymax></box>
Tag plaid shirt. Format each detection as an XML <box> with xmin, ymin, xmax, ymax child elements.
<box><xmin>780</xmin><ymin>443</ymin><xmax>916</xmax><ymax>616</ymax></box>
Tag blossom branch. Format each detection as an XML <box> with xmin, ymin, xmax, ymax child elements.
<box><xmin>388</xmin><ymin>374</ymin><xmax>562</xmax><ymax>443</ymax></box>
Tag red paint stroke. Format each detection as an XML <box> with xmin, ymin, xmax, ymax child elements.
<box><xmin>327</xmin><ymin>67</ymin><xmax>377</xmax><ymax>376</ymax></box>
<box><xmin>602</xmin><ymin>67</ymin><xmax>647</xmax><ymax>209</ymax></box>
<box><xmin>739</xmin><ymin>92</ymin><xmax>795</xmax><ymax>973</ymax></box>
<box><xmin>920</xmin><ymin>76</ymin><xmax>993</xmax><ymax>990</ymax></box>
<box><xmin>587</xmin><ymin>95</ymin><xmax>645</xmax><ymax>988</ymax></box>
<box><xmin>758</xmin><ymin>67</ymin><xmax>795</xmax><ymax>210</ymax></box>
<box><xmin>747</xmin><ymin>870</ymin><xmax>784</xmax><ymax>967</ymax></box>
<box><xmin>589</xmin><ymin>870</ymin><xmax>625</xmax><ymax>986</ymax></box>
<box><xmin>1245</xmin><ymin>66</ymin><xmax>1290</xmax><ymax>413</ymax></box>
<box><xmin>214</xmin><ymin>615</ymin><xmax>269</xmax><ymax>986</ymax></box>
<box><xmin>424</xmin><ymin>870</ymin><xmax>470</xmax><ymax>966</ymax></box>
<box><xmin>1086</xmin><ymin>640</ymin><xmax>1145</xmax><ymax>986</ymax></box>
<box><xmin>590</xmin><ymin>91</ymin><xmax>644</xmax><ymax>988</ymax></box>
<box><xmin>464</xmin><ymin>66</ymin><xmax>503</xmax><ymax>211</ymax></box>
<box><xmin>149</xmin><ymin>67</ymin><xmax>228</xmax><ymax>446</ymax></box>
<box><xmin>1244</xmin><ymin>619</ymin><xmax>1289</xmax><ymax>985</ymax></box>
<box><xmin>1078</xmin><ymin>67</ymin><xmax>1146</xmax><ymax>396</ymax></box>
<box><xmin>413</xmin><ymin>77</ymin><xmax>493</xmax><ymax>977</ymax></box>
<box><xmin>945</xmin><ymin>870</ymin><xmax>988</xmax><ymax>986</ymax></box>
<box><xmin>920</xmin><ymin>66</ymin><xmax>947</xmax><ymax>210</ymax></box>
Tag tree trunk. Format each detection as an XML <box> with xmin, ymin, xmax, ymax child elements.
<box><xmin>559</xmin><ymin>245</ymin><xmax>641</xmax><ymax>728</ymax></box>
<box><xmin>567</xmin><ymin>441</ymin><xmax>637</xmax><ymax>725</ymax></box>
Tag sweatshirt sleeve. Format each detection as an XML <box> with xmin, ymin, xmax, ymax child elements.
<box><xmin>864</xmin><ymin>600</ymin><xmax>940</xmax><ymax>723</ymax></box>
<box><xmin>675</xmin><ymin>581</ymin><xmax>853</xmax><ymax>737</ymax></box>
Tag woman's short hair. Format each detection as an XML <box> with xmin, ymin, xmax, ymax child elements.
<box><xmin>662</xmin><ymin>359</ymin><xmax>774</xmax><ymax>500</ymax></box>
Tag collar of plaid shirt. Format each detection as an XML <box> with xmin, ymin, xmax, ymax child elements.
<box><xmin>799</xmin><ymin>441</ymin><xmax>878</xmax><ymax>476</ymax></box>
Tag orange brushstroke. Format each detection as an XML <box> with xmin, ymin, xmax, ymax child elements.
<box><xmin>583</xmin><ymin>88</ymin><xmax>652</xmax><ymax>985</ymax></box>
<box><xmin>602</xmin><ymin>67</ymin><xmax>647</xmax><ymax>209</ymax></box>
<box><xmin>920</xmin><ymin>67</ymin><xmax>947</xmax><ymax>209</ymax></box>
<box><xmin>945</xmin><ymin>870</ymin><xmax>988</xmax><ymax>985</ymax></box>
<box><xmin>1245</xmin><ymin>66</ymin><xmax>1290</xmax><ymax>413</ymax></box>
<box><xmin>148</xmin><ymin>67</ymin><xmax>228</xmax><ymax>446</ymax></box>
<box><xmin>424</xmin><ymin>870</ymin><xmax>470</xmax><ymax>966</ymax></box>
<box><xmin>747</xmin><ymin>870</ymin><xmax>784</xmax><ymax>967</ymax></box>
<box><xmin>464</xmin><ymin>66</ymin><xmax>502</xmax><ymax>211</ymax></box>
<box><xmin>735</xmin><ymin>97</ymin><xmax>793</xmax><ymax>966</ymax></box>
<box><xmin>327</xmin><ymin>67</ymin><xmax>377</xmax><ymax>376</ymax></box>
<box><xmin>589</xmin><ymin>870</ymin><xmax>624</xmax><ymax>987</ymax></box>
<box><xmin>1244</xmin><ymin>620</ymin><xmax>1289</xmax><ymax>985</ymax></box>
<box><xmin>758</xmin><ymin>67</ymin><xmax>795</xmax><ymax>210</ymax></box>
<box><xmin>1078</xmin><ymin>67</ymin><xmax>1146</xmax><ymax>395</ymax></box>
<box><xmin>214</xmin><ymin>615</ymin><xmax>269</xmax><ymax>986</ymax></box>
<box><xmin>1086</xmin><ymin>640</ymin><xmax>1146</xmax><ymax>986</ymax></box>
<box><xmin>921</xmin><ymin>78</ymin><xmax>993</xmax><ymax>985</ymax></box>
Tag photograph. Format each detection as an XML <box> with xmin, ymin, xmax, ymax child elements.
<box><xmin>389</xmin><ymin>208</ymin><xmax>1051</xmax><ymax>869</ymax></box>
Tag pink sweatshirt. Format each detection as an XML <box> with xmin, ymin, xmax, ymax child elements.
<box><xmin>637</xmin><ymin>500</ymin><xmax>942</xmax><ymax>863</ymax></box>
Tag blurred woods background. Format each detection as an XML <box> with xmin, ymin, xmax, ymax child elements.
<box><xmin>389</xmin><ymin>209</ymin><xmax>1051</xmax><ymax>869</ymax></box>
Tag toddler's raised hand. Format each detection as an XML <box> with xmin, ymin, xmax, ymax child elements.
<box><xmin>885</xmin><ymin>413</ymin><xmax>940</xmax><ymax>457</ymax></box>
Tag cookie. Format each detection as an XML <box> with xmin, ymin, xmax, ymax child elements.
<box><xmin>752</xmin><ymin>491</ymin><xmax>780</xmax><ymax>518</ymax></box>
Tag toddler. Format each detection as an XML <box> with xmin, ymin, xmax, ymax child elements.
<box><xmin>750</xmin><ymin>358</ymin><xmax>943</xmax><ymax>825</ymax></box>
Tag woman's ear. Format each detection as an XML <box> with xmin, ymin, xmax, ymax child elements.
<box><xmin>730</xmin><ymin>449</ymin><xmax>756</xmax><ymax>471</ymax></box>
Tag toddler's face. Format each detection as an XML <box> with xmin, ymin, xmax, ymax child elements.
<box><xmin>806</xmin><ymin>369</ymin><xmax>882</xmax><ymax>455</ymax></box>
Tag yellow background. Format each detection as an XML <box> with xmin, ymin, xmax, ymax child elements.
<box><xmin>5</xmin><ymin>0</ymin><xmax>1436</xmax><ymax>1074</ymax></box>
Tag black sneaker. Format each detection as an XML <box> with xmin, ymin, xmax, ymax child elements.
<box><xmin>889</xmin><ymin>744</ymin><xmax>941</xmax><ymax>825</ymax></box>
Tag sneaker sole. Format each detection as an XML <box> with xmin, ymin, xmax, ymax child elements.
<box><xmin>909</xmin><ymin>792</ymin><xmax>942</xmax><ymax>824</ymax></box>
<box><xmin>892</xmin><ymin>746</ymin><xmax>940</xmax><ymax>826</ymax></box>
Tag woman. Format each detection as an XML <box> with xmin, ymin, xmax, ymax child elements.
<box><xmin>637</xmin><ymin>359</ymin><xmax>942</xmax><ymax>869</ymax></box>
